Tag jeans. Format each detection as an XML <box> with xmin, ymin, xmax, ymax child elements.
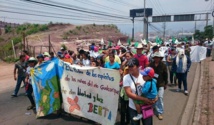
<box><xmin>129</xmin><ymin>107</ymin><xmax>153</xmax><ymax>125</ymax></box>
<box><xmin>211</xmin><ymin>49</ymin><xmax>214</xmax><ymax>60</ymax></box>
<box><xmin>168</xmin><ymin>66</ymin><xmax>177</xmax><ymax>84</ymax></box>
<box><xmin>155</xmin><ymin>87</ymin><xmax>164</xmax><ymax>115</ymax></box>
<box><xmin>26</xmin><ymin>84</ymin><xmax>35</xmax><ymax>106</ymax></box>
<box><xmin>207</xmin><ymin>49</ymin><xmax>211</xmax><ymax>57</ymax></box>
<box><xmin>176</xmin><ymin>72</ymin><xmax>188</xmax><ymax>91</ymax></box>
<box><xmin>14</xmin><ymin>76</ymin><xmax>25</xmax><ymax>95</ymax></box>
<box><xmin>120</xmin><ymin>97</ymin><xmax>130</xmax><ymax>125</ymax></box>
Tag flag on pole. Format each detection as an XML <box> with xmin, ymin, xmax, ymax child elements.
<box><xmin>127</xmin><ymin>39</ymin><xmax>131</xmax><ymax>46</ymax></box>
<box><xmin>117</xmin><ymin>39</ymin><xmax>121</xmax><ymax>46</ymax></box>
<box><xmin>134</xmin><ymin>41</ymin><xmax>139</xmax><ymax>48</ymax></box>
<box><xmin>141</xmin><ymin>39</ymin><xmax>147</xmax><ymax>45</ymax></box>
<box><xmin>172</xmin><ymin>37</ymin><xmax>176</xmax><ymax>44</ymax></box>
<box><xmin>100</xmin><ymin>38</ymin><xmax>104</xmax><ymax>45</ymax></box>
<box><xmin>183</xmin><ymin>37</ymin><xmax>188</xmax><ymax>43</ymax></box>
<box><xmin>155</xmin><ymin>37</ymin><xmax>162</xmax><ymax>45</ymax></box>
<box><xmin>108</xmin><ymin>41</ymin><xmax>112</xmax><ymax>46</ymax></box>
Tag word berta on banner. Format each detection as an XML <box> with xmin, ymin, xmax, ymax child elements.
<box><xmin>86</xmin><ymin>70</ymin><xmax>114</xmax><ymax>82</ymax></box>
<box><xmin>88</xmin><ymin>103</ymin><xmax>112</xmax><ymax>120</ymax></box>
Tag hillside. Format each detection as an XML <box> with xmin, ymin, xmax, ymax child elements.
<box><xmin>0</xmin><ymin>22</ymin><xmax>129</xmax><ymax>60</ymax></box>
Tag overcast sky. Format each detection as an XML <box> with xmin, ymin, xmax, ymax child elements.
<box><xmin>0</xmin><ymin>0</ymin><xmax>213</xmax><ymax>35</ymax></box>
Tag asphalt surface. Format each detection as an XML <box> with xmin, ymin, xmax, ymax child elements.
<box><xmin>0</xmin><ymin>62</ymin><xmax>197</xmax><ymax>125</ymax></box>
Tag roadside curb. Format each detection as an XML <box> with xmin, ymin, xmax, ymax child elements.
<box><xmin>192</xmin><ymin>61</ymin><xmax>204</xmax><ymax>125</ymax></box>
<box><xmin>179</xmin><ymin>61</ymin><xmax>203</xmax><ymax>125</ymax></box>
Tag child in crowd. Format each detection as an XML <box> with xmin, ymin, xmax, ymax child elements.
<box><xmin>25</xmin><ymin>57</ymin><xmax>37</xmax><ymax>110</ymax></box>
<box><xmin>133</xmin><ymin>67</ymin><xmax>158</xmax><ymax>120</ymax></box>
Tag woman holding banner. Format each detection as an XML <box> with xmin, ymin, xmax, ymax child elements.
<box><xmin>123</xmin><ymin>58</ymin><xmax>157</xmax><ymax>125</ymax></box>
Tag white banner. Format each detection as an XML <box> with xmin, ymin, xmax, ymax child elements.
<box><xmin>190</xmin><ymin>46</ymin><xmax>207</xmax><ymax>62</ymax></box>
<box><xmin>60</xmin><ymin>63</ymin><xmax>120</xmax><ymax>125</ymax></box>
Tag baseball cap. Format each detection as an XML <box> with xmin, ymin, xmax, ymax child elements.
<box><xmin>152</xmin><ymin>46</ymin><xmax>159</xmax><ymax>51</ymax></box>
<box><xmin>127</xmin><ymin>58</ymin><xmax>139</xmax><ymax>67</ymax></box>
<box><xmin>140</xmin><ymin>67</ymin><xmax>155</xmax><ymax>78</ymax></box>
<box><xmin>37</xmin><ymin>54</ymin><xmax>44</xmax><ymax>59</ymax></box>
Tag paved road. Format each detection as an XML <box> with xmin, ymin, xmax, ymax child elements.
<box><xmin>0</xmin><ymin>62</ymin><xmax>197</xmax><ymax>125</ymax></box>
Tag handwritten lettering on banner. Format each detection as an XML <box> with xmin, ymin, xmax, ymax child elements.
<box><xmin>61</xmin><ymin>62</ymin><xmax>120</xmax><ymax>125</ymax></box>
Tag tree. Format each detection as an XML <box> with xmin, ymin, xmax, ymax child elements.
<box><xmin>203</xmin><ymin>25</ymin><xmax>213</xmax><ymax>39</ymax></box>
<box><xmin>194</xmin><ymin>25</ymin><xmax>214</xmax><ymax>41</ymax></box>
<box><xmin>194</xmin><ymin>30</ymin><xmax>204</xmax><ymax>41</ymax></box>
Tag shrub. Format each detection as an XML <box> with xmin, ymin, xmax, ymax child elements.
<box><xmin>5</xmin><ymin>25</ymin><xmax>12</xmax><ymax>33</ymax></box>
<box><xmin>0</xmin><ymin>37</ymin><xmax>4</xmax><ymax>42</ymax></box>
<box><xmin>12</xmin><ymin>37</ymin><xmax>22</xmax><ymax>45</ymax></box>
<box><xmin>76</xmin><ymin>26</ymin><xmax>82</xmax><ymax>30</ymax></box>
<box><xmin>4</xmin><ymin>57</ymin><xmax>19</xmax><ymax>63</ymax></box>
<box><xmin>39</xmin><ymin>25</ymin><xmax>48</xmax><ymax>31</ymax></box>
<box><xmin>61</xmin><ymin>44</ymin><xmax>67</xmax><ymax>50</ymax></box>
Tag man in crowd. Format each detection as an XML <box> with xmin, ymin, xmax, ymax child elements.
<box><xmin>149</xmin><ymin>52</ymin><xmax>168</xmax><ymax>120</ymax></box>
<box><xmin>11</xmin><ymin>55</ymin><xmax>27</xmax><ymax>97</ymax></box>
<box><xmin>134</xmin><ymin>43</ymin><xmax>149</xmax><ymax>70</ymax></box>
<box><xmin>22</xmin><ymin>50</ymin><xmax>30</xmax><ymax>61</ymax></box>
<box><xmin>204</xmin><ymin>39</ymin><xmax>213</xmax><ymax>57</ymax></box>
<box><xmin>149</xmin><ymin>45</ymin><xmax>159</xmax><ymax>63</ymax></box>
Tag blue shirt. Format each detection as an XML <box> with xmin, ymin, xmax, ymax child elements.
<box><xmin>176</xmin><ymin>58</ymin><xmax>183</xmax><ymax>73</ymax></box>
<box><xmin>142</xmin><ymin>78</ymin><xmax>158</xmax><ymax>99</ymax></box>
<box><xmin>104</xmin><ymin>62</ymin><xmax>120</xmax><ymax>69</ymax></box>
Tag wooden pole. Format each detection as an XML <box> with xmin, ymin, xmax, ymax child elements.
<box><xmin>40</xmin><ymin>46</ymin><xmax>42</xmax><ymax>54</ymax></box>
<box><xmin>33</xmin><ymin>46</ymin><xmax>35</xmax><ymax>57</ymax></box>
<box><xmin>11</xmin><ymin>40</ymin><xmax>16</xmax><ymax>58</ymax></box>
<box><xmin>49</xmin><ymin>34</ymin><xmax>51</xmax><ymax>53</ymax></box>
<box><xmin>22</xmin><ymin>32</ymin><xmax>25</xmax><ymax>51</ymax></box>
<box><xmin>26</xmin><ymin>37</ymin><xmax>28</xmax><ymax>51</ymax></box>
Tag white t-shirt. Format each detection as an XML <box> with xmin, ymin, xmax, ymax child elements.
<box><xmin>123</xmin><ymin>73</ymin><xmax>145</xmax><ymax>110</ymax></box>
<box><xmin>82</xmin><ymin>59</ymin><xmax>90</xmax><ymax>66</ymax></box>
<box><xmin>26</xmin><ymin>66</ymin><xmax>33</xmax><ymax>84</ymax></box>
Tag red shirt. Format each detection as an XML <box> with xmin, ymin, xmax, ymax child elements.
<box><xmin>25</xmin><ymin>55</ymin><xmax>30</xmax><ymax>61</ymax></box>
<box><xmin>134</xmin><ymin>54</ymin><xmax>149</xmax><ymax>70</ymax></box>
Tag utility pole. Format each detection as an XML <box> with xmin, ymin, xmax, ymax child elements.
<box><xmin>162</xmin><ymin>22</ymin><xmax>166</xmax><ymax>41</ymax></box>
<box><xmin>206</xmin><ymin>12</ymin><xmax>209</xmax><ymax>26</ymax></box>
<box><xmin>195</xmin><ymin>21</ymin><xmax>197</xmax><ymax>33</ymax></box>
<box><xmin>131</xmin><ymin>17</ymin><xmax>135</xmax><ymax>41</ymax></box>
<box><xmin>143</xmin><ymin>0</ymin><xmax>148</xmax><ymax>41</ymax></box>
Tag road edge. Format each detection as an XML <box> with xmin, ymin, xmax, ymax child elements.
<box><xmin>179</xmin><ymin>61</ymin><xmax>203</xmax><ymax>125</ymax></box>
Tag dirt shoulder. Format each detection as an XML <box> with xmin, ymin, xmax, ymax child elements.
<box><xmin>198</xmin><ymin>58</ymin><xmax>214</xmax><ymax>125</ymax></box>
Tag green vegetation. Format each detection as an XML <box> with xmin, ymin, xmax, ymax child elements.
<box><xmin>76</xmin><ymin>26</ymin><xmax>82</xmax><ymax>30</ymax></box>
<box><xmin>0</xmin><ymin>37</ymin><xmax>4</xmax><ymax>42</ymax></box>
<box><xmin>194</xmin><ymin>25</ymin><xmax>213</xmax><ymax>41</ymax></box>
<box><xmin>61</xmin><ymin>44</ymin><xmax>67</xmax><ymax>50</ymax></box>
<box><xmin>5</xmin><ymin>25</ymin><xmax>12</xmax><ymax>33</ymax></box>
<box><xmin>4</xmin><ymin>57</ymin><xmax>19</xmax><ymax>63</ymax></box>
<box><xmin>1</xmin><ymin>23</ymin><xmax>50</xmax><ymax>61</ymax></box>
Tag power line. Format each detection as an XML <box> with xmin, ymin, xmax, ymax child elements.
<box><xmin>0</xmin><ymin>4</ymin><xmax>131</xmax><ymax>22</ymax></box>
<box><xmin>106</xmin><ymin>0</ymin><xmax>140</xmax><ymax>8</ymax></box>
<box><xmin>0</xmin><ymin>9</ymin><xmax>133</xmax><ymax>23</ymax></box>
<box><xmin>155</xmin><ymin>0</ymin><xmax>166</xmax><ymax>14</ymax></box>
<box><xmin>74</xmin><ymin>0</ymin><xmax>127</xmax><ymax>14</ymax></box>
<box><xmin>147</xmin><ymin>0</ymin><xmax>162</xmax><ymax>15</ymax></box>
<box><xmin>21</xmin><ymin>0</ymin><xmax>131</xmax><ymax>20</ymax></box>
<box><xmin>0</xmin><ymin>16</ymin><xmax>50</xmax><ymax>23</ymax></box>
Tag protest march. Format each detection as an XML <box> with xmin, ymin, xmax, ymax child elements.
<box><xmin>10</xmin><ymin>37</ymin><xmax>213</xmax><ymax>125</ymax></box>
